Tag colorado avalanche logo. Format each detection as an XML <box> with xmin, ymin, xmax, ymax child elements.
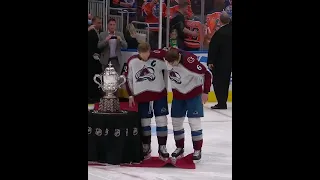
<box><xmin>135</xmin><ymin>65</ymin><xmax>156</xmax><ymax>82</ymax></box>
<box><xmin>168</xmin><ymin>69</ymin><xmax>181</xmax><ymax>84</ymax></box>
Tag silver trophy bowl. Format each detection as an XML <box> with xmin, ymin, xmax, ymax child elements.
<box><xmin>93</xmin><ymin>62</ymin><xmax>126</xmax><ymax>113</ymax></box>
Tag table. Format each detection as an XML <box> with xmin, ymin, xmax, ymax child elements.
<box><xmin>88</xmin><ymin>111</ymin><xmax>143</xmax><ymax>165</ymax></box>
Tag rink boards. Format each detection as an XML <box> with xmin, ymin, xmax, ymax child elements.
<box><xmin>119</xmin><ymin>50</ymin><xmax>232</xmax><ymax>102</ymax></box>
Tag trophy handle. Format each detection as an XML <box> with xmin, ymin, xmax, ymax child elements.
<box><xmin>93</xmin><ymin>74</ymin><xmax>102</xmax><ymax>88</ymax></box>
<box><xmin>118</xmin><ymin>75</ymin><xmax>126</xmax><ymax>88</ymax></box>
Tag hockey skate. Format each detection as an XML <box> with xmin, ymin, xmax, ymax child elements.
<box><xmin>158</xmin><ymin>145</ymin><xmax>169</xmax><ymax>161</ymax></box>
<box><xmin>192</xmin><ymin>150</ymin><xmax>202</xmax><ymax>163</ymax></box>
<box><xmin>170</xmin><ymin>148</ymin><xmax>184</xmax><ymax>164</ymax></box>
<box><xmin>142</xmin><ymin>144</ymin><xmax>152</xmax><ymax>160</ymax></box>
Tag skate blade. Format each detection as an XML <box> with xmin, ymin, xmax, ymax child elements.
<box><xmin>193</xmin><ymin>159</ymin><xmax>201</xmax><ymax>164</ymax></box>
<box><xmin>144</xmin><ymin>153</ymin><xmax>151</xmax><ymax>160</ymax></box>
<box><xmin>170</xmin><ymin>154</ymin><xmax>184</xmax><ymax>164</ymax></box>
<box><xmin>159</xmin><ymin>156</ymin><xmax>169</xmax><ymax>161</ymax></box>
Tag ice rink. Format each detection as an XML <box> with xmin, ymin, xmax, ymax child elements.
<box><xmin>88</xmin><ymin>102</ymin><xmax>232</xmax><ymax>180</ymax></box>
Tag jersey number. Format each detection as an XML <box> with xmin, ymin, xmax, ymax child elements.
<box><xmin>197</xmin><ymin>65</ymin><xmax>202</xmax><ymax>70</ymax></box>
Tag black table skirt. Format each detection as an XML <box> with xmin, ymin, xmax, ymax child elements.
<box><xmin>88</xmin><ymin>111</ymin><xmax>143</xmax><ymax>165</ymax></box>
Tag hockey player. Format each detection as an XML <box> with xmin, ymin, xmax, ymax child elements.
<box><xmin>164</xmin><ymin>48</ymin><xmax>212</xmax><ymax>161</ymax></box>
<box><xmin>169</xmin><ymin>0</ymin><xmax>193</xmax><ymax>19</ymax></box>
<box><xmin>124</xmin><ymin>42</ymin><xmax>169</xmax><ymax>160</ymax></box>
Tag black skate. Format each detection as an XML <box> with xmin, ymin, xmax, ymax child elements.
<box><xmin>170</xmin><ymin>148</ymin><xmax>184</xmax><ymax>164</ymax></box>
<box><xmin>142</xmin><ymin>144</ymin><xmax>151</xmax><ymax>160</ymax></box>
<box><xmin>158</xmin><ymin>145</ymin><xmax>169</xmax><ymax>161</ymax></box>
<box><xmin>193</xmin><ymin>150</ymin><xmax>202</xmax><ymax>163</ymax></box>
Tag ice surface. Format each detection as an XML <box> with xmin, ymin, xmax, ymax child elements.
<box><xmin>88</xmin><ymin>103</ymin><xmax>232</xmax><ymax>180</ymax></box>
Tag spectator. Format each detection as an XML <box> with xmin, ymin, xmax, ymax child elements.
<box><xmin>214</xmin><ymin>0</ymin><xmax>226</xmax><ymax>12</ymax></box>
<box><xmin>170</xmin><ymin>1</ymin><xmax>198</xmax><ymax>50</ymax></box>
<box><xmin>136</xmin><ymin>0</ymin><xmax>147</xmax><ymax>22</ymax></box>
<box><xmin>88</xmin><ymin>16</ymin><xmax>103</xmax><ymax>103</ymax></box>
<box><xmin>112</xmin><ymin>0</ymin><xmax>136</xmax><ymax>8</ymax></box>
<box><xmin>88</xmin><ymin>13</ymin><xmax>93</xmax><ymax>26</ymax></box>
<box><xmin>124</xmin><ymin>23</ymin><xmax>142</xmax><ymax>49</ymax></box>
<box><xmin>112</xmin><ymin>0</ymin><xmax>137</xmax><ymax>32</ymax></box>
<box><xmin>207</xmin><ymin>12</ymin><xmax>232</xmax><ymax>109</ymax></box>
<box><xmin>169</xmin><ymin>0</ymin><xmax>193</xmax><ymax>19</ymax></box>
<box><xmin>225</xmin><ymin>0</ymin><xmax>232</xmax><ymax>18</ymax></box>
<box><xmin>111</xmin><ymin>0</ymin><xmax>121</xmax><ymax>8</ymax></box>
<box><xmin>98</xmin><ymin>18</ymin><xmax>128</xmax><ymax>74</ymax></box>
<box><xmin>183</xmin><ymin>17</ymin><xmax>202</xmax><ymax>51</ymax></box>
<box><xmin>121</xmin><ymin>0</ymin><xmax>137</xmax><ymax>24</ymax></box>
<box><xmin>169</xmin><ymin>29</ymin><xmax>178</xmax><ymax>48</ymax></box>
<box><xmin>204</xmin><ymin>9</ymin><xmax>231</xmax><ymax>48</ymax></box>
<box><xmin>203</xmin><ymin>12</ymin><xmax>222</xmax><ymax>48</ymax></box>
<box><xmin>142</xmin><ymin>0</ymin><xmax>167</xmax><ymax>49</ymax></box>
<box><xmin>120</xmin><ymin>0</ymin><xmax>136</xmax><ymax>8</ymax></box>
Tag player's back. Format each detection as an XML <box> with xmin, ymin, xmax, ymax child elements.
<box><xmin>167</xmin><ymin>50</ymin><xmax>210</xmax><ymax>100</ymax></box>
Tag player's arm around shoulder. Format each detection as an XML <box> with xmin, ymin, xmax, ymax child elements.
<box><xmin>150</xmin><ymin>49</ymin><xmax>167</xmax><ymax>60</ymax></box>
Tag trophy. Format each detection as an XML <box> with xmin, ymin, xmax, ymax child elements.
<box><xmin>93</xmin><ymin>62</ymin><xmax>126</xmax><ymax>113</ymax></box>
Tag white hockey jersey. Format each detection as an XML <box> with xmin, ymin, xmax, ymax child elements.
<box><xmin>124</xmin><ymin>49</ymin><xmax>168</xmax><ymax>102</ymax></box>
<box><xmin>167</xmin><ymin>50</ymin><xmax>212</xmax><ymax>100</ymax></box>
